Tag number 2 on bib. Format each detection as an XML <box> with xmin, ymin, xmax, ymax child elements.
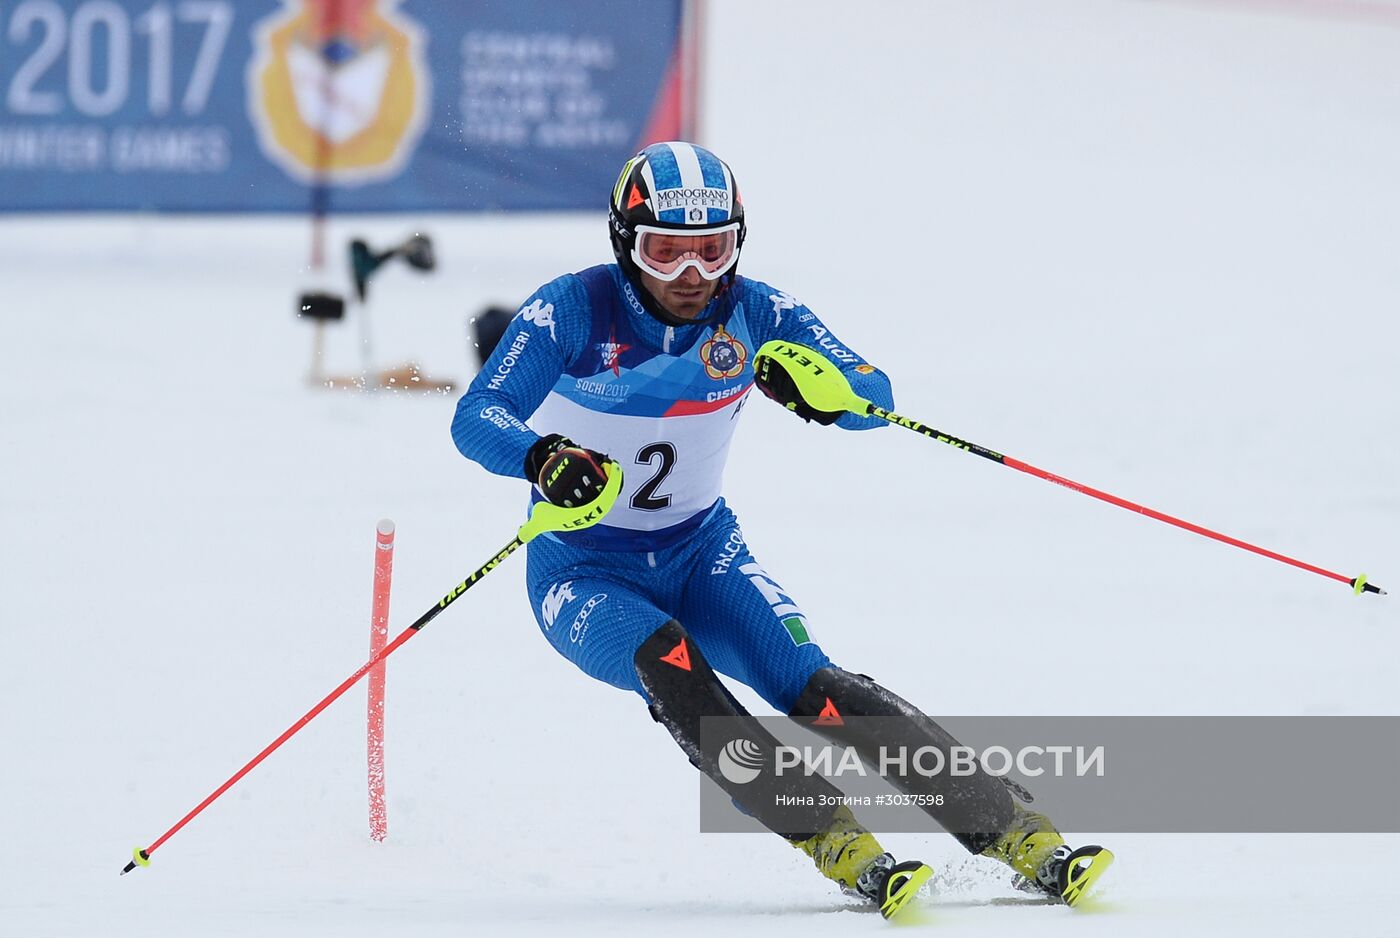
<box><xmin>631</xmin><ymin>442</ymin><xmax>676</xmax><ymax>511</ymax></box>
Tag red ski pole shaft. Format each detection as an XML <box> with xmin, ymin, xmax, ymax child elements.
<box><xmin>121</xmin><ymin>461</ymin><xmax>625</xmax><ymax>875</ymax></box>
<box><xmin>145</xmin><ymin>626</ymin><xmax>419</xmax><ymax>857</ymax></box>
<box><xmin>121</xmin><ymin>534</ymin><xmax>527</xmax><ymax>874</ymax></box>
<box><xmin>865</xmin><ymin>404</ymin><xmax>1385</xmax><ymax>597</ymax></box>
<box><xmin>754</xmin><ymin>340</ymin><xmax>1383</xmax><ymax>597</ymax></box>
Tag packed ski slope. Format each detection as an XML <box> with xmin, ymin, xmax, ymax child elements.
<box><xmin>3</xmin><ymin>1</ymin><xmax>1397</xmax><ymax>935</ymax></box>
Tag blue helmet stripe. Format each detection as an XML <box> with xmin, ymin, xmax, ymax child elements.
<box><xmin>695</xmin><ymin>147</ymin><xmax>726</xmax><ymax>189</ymax></box>
<box><xmin>646</xmin><ymin>144</ymin><xmax>687</xmax><ymax>223</ymax></box>
<box><xmin>647</xmin><ymin>144</ymin><xmax>683</xmax><ymax>191</ymax></box>
<box><xmin>696</xmin><ymin>147</ymin><xmax>731</xmax><ymax>224</ymax></box>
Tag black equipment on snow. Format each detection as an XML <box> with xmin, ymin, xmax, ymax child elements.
<box><xmin>633</xmin><ymin>620</ymin><xmax>843</xmax><ymax>839</ymax></box>
<box><xmin>297</xmin><ymin>291</ymin><xmax>345</xmax><ymax>321</ymax></box>
<box><xmin>789</xmin><ymin>667</ymin><xmax>1017</xmax><ymax>854</ymax></box>
<box><xmin>350</xmin><ymin>232</ymin><xmax>436</xmax><ymax>302</ymax></box>
<box><xmin>470</xmin><ymin>305</ymin><xmax>515</xmax><ymax>366</ymax></box>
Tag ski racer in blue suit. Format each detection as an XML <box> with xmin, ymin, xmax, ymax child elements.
<box><xmin>451</xmin><ymin>142</ymin><xmax>1111</xmax><ymax>915</ymax></box>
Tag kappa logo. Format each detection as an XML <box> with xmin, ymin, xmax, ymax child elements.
<box><xmin>541</xmin><ymin>581</ymin><xmax>576</xmax><ymax>630</ymax></box>
<box><xmin>769</xmin><ymin>291</ymin><xmax>800</xmax><ymax>327</ymax></box>
<box><xmin>519</xmin><ymin>299</ymin><xmax>556</xmax><ymax>340</ymax></box>
<box><xmin>248</xmin><ymin>0</ymin><xmax>429</xmax><ymax>184</ymax></box>
<box><xmin>739</xmin><ymin>562</ymin><xmax>811</xmax><ymax>646</ymax></box>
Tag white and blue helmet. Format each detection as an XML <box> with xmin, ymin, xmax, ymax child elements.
<box><xmin>609</xmin><ymin>142</ymin><xmax>746</xmax><ymax>308</ymax></box>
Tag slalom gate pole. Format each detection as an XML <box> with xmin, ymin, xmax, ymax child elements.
<box><xmin>121</xmin><ymin>466</ymin><xmax>624</xmax><ymax>875</ymax></box>
<box><xmin>367</xmin><ymin>519</ymin><xmax>395</xmax><ymax>843</ymax></box>
<box><xmin>755</xmin><ymin>340</ymin><xmax>1386</xmax><ymax>598</ymax></box>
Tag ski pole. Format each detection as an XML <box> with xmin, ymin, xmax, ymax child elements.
<box><xmin>755</xmin><ymin>340</ymin><xmax>1385</xmax><ymax>597</ymax></box>
<box><xmin>120</xmin><ymin>465</ymin><xmax>623</xmax><ymax>875</ymax></box>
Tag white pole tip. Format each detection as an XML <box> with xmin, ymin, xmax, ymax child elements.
<box><xmin>377</xmin><ymin>519</ymin><xmax>395</xmax><ymax>536</ymax></box>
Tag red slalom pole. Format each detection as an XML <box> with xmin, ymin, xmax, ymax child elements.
<box><xmin>124</xmin><ymin>625</ymin><xmax>421</xmax><ymax>872</ymax></box>
<box><xmin>368</xmin><ymin>520</ymin><xmax>395</xmax><ymax>842</ymax></box>
<box><xmin>121</xmin><ymin>464</ymin><xmax>625</xmax><ymax>875</ymax></box>
<box><xmin>122</xmin><ymin>536</ymin><xmax>518</xmax><ymax>875</ymax></box>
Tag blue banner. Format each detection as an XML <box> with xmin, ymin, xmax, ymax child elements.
<box><xmin>0</xmin><ymin>0</ymin><xmax>689</xmax><ymax>211</ymax></box>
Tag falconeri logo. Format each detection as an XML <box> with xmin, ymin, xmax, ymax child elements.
<box><xmin>248</xmin><ymin>0</ymin><xmax>430</xmax><ymax>184</ymax></box>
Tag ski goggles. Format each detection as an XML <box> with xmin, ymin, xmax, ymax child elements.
<box><xmin>631</xmin><ymin>223</ymin><xmax>740</xmax><ymax>282</ymax></box>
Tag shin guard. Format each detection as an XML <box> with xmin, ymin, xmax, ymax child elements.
<box><xmin>789</xmin><ymin>667</ymin><xmax>1015</xmax><ymax>854</ymax></box>
<box><xmin>635</xmin><ymin>621</ymin><xmax>846</xmax><ymax>840</ymax></box>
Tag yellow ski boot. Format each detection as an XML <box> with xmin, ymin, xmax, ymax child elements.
<box><xmin>794</xmin><ymin>805</ymin><xmax>933</xmax><ymax>919</ymax></box>
<box><xmin>981</xmin><ymin>804</ymin><xmax>1113</xmax><ymax>907</ymax></box>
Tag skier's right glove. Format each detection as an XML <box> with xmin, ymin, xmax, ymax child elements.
<box><xmin>525</xmin><ymin>434</ymin><xmax>613</xmax><ymax>508</ymax></box>
<box><xmin>755</xmin><ymin>352</ymin><xmax>843</xmax><ymax>425</ymax></box>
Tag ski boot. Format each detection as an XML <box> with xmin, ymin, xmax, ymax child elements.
<box><xmin>980</xmin><ymin>804</ymin><xmax>1113</xmax><ymax>907</ymax></box>
<box><xmin>794</xmin><ymin>805</ymin><xmax>933</xmax><ymax>920</ymax></box>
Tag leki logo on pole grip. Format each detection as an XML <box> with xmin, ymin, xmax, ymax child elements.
<box><xmin>771</xmin><ymin>342</ymin><xmax>827</xmax><ymax>377</ymax></box>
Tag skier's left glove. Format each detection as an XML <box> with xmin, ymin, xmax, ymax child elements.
<box><xmin>525</xmin><ymin>434</ymin><xmax>613</xmax><ymax>508</ymax></box>
<box><xmin>754</xmin><ymin>352</ymin><xmax>843</xmax><ymax>425</ymax></box>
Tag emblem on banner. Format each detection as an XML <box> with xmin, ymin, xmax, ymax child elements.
<box><xmin>248</xmin><ymin>0</ymin><xmax>430</xmax><ymax>183</ymax></box>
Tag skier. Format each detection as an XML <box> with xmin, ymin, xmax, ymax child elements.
<box><xmin>451</xmin><ymin>141</ymin><xmax>1111</xmax><ymax>918</ymax></box>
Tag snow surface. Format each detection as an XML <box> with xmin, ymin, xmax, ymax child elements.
<box><xmin>3</xmin><ymin>1</ymin><xmax>1398</xmax><ymax>935</ymax></box>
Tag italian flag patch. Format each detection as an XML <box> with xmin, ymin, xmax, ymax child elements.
<box><xmin>783</xmin><ymin>616</ymin><xmax>811</xmax><ymax>646</ymax></box>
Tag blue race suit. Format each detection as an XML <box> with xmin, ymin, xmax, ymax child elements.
<box><xmin>451</xmin><ymin>265</ymin><xmax>894</xmax><ymax>710</ymax></box>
